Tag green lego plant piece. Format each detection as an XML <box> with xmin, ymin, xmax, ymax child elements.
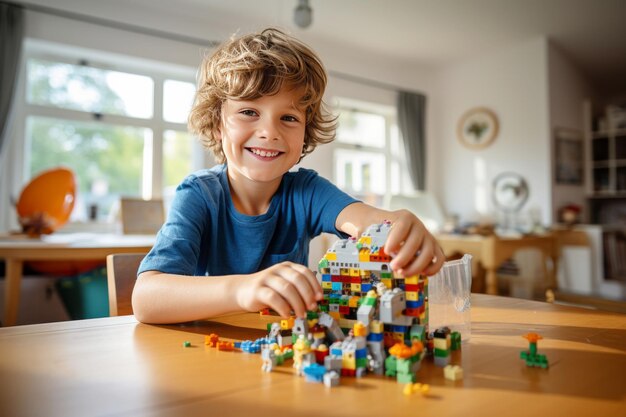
<box><xmin>183</xmin><ymin>341</ymin><xmax>191</xmax><ymax>347</ymax></box>
<box><xmin>385</xmin><ymin>355</ymin><xmax>398</xmax><ymax>377</ymax></box>
<box><xmin>397</xmin><ymin>372</ymin><xmax>416</xmax><ymax>384</ymax></box>
<box><xmin>318</xmin><ymin>258</ymin><xmax>329</xmax><ymax>269</ymax></box>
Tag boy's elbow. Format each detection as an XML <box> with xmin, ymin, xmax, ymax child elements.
<box><xmin>131</xmin><ymin>275</ymin><xmax>158</xmax><ymax>324</ymax></box>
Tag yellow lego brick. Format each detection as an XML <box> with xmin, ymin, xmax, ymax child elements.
<box><xmin>281</xmin><ymin>317</ymin><xmax>295</xmax><ymax>330</ymax></box>
<box><xmin>322</xmin><ymin>281</ymin><xmax>333</xmax><ymax>289</ymax></box>
<box><xmin>370</xmin><ymin>320</ymin><xmax>384</xmax><ymax>333</ymax></box>
<box><xmin>350</xmin><ymin>268</ymin><xmax>360</xmax><ymax>277</ymax></box>
<box><xmin>434</xmin><ymin>338</ymin><xmax>448</xmax><ymax>350</ymax></box>
<box><xmin>381</xmin><ymin>278</ymin><xmax>393</xmax><ymax>288</ymax></box>
<box><xmin>444</xmin><ymin>365</ymin><xmax>463</xmax><ymax>381</ymax></box>
<box><xmin>325</xmin><ymin>253</ymin><xmax>337</xmax><ymax>261</ymax></box>
<box><xmin>340</xmin><ymin>268</ymin><xmax>350</xmax><ymax>276</ymax></box>
<box><xmin>342</xmin><ymin>356</ymin><xmax>356</xmax><ymax>369</ymax></box>
<box><xmin>351</xmin><ymin>283</ymin><xmax>361</xmax><ymax>293</ymax></box>
<box><xmin>404</xmin><ymin>275</ymin><xmax>419</xmax><ymax>284</ymax></box>
<box><xmin>308</xmin><ymin>318</ymin><xmax>319</xmax><ymax>327</ymax></box>
<box><xmin>358</xmin><ymin>236</ymin><xmax>372</xmax><ymax>246</ymax></box>
<box><xmin>353</xmin><ymin>322</ymin><xmax>368</xmax><ymax>337</ymax></box>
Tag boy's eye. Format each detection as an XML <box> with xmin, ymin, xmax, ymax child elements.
<box><xmin>240</xmin><ymin>109</ymin><xmax>258</xmax><ymax>117</ymax></box>
<box><xmin>282</xmin><ymin>115</ymin><xmax>300</xmax><ymax>122</ymax></box>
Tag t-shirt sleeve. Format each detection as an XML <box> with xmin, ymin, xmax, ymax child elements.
<box><xmin>138</xmin><ymin>177</ymin><xmax>210</xmax><ymax>276</ymax></box>
<box><xmin>299</xmin><ymin>170</ymin><xmax>359</xmax><ymax>238</ymax></box>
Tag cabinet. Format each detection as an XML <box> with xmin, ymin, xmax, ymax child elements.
<box><xmin>586</xmin><ymin>102</ymin><xmax>626</xmax><ymax>283</ymax></box>
<box><xmin>589</xmin><ymin>105</ymin><xmax>626</xmax><ymax>194</ymax></box>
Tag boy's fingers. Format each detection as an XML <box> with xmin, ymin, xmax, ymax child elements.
<box><xmin>257</xmin><ymin>287</ymin><xmax>291</xmax><ymax>318</ymax></box>
<box><xmin>389</xmin><ymin>226</ymin><xmax>423</xmax><ymax>271</ymax></box>
<box><xmin>266</xmin><ymin>275</ymin><xmax>307</xmax><ymax>318</ymax></box>
<box><xmin>384</xmin><ymin>221</ymin><xmax>410</xmax><ymax>256</ymax></box>
<box><xmin>290</xmin><ymin>263</ymin><xmax>323</xmax><ymax>301</ymax></box>
<box><xmin>421</xmin><ymin>246</ymin><xmax>445</xmax><ymax>276</ymax></box>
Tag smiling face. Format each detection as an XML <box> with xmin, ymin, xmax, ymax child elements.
<box><xmin>218</xmin><ymin>85</ymin><xmax>307</xmax><ymax>190</ymax></box>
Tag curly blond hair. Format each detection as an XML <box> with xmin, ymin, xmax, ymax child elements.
<box><xmin>188</xmin><ymin>28</ymin><xmax>336</xmax><ymax>164</ymax></box>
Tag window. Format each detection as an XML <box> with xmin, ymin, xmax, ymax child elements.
<box><xmin>333</xmin><ymin>99</ymin><xmax>413</xmax><ymax>206</ymax></box>
<box><xmin>16</xmin><ymin>41</ymin><xmax>211</xmax><ymax>223</ymax></box>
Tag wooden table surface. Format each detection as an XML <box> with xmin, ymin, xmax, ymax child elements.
<box><xmin>0</xmin><ymin>233</ymin><xmax>154</xmax><ymax>326</ymax></box>
<box><xmin>0</xmin><ymin>294</ymin><xmax>624</xmax><ymax>417</ymax></box>
<box><xmin>436</xmin><ymin>233</ymin><xmax>559</xmax><ymax>296</ymax></box>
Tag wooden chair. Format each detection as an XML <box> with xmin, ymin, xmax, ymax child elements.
<box><xmin>106</xmin><ymin>253</ymin><xmax>145</xmax><ymax>316</ymax></box>
<box><xmin>119</xmin><ymin>198</ymin><xmax>165</xmax><ymax>235</ymax></box>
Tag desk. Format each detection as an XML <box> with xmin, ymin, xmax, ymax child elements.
<box><xmin>0</xmin><ymin>294</ymin><xmax>623</xmax><ymax>417</ymax></box>
<box><xmin>0</xmin><ymin>233</ymin><xmax>154</xmax><ymax>327</ymax></box>
<box><xmin>437</xmin><ymin>234</ymin><xmax>559</xmax><ymax>296</ymax></box>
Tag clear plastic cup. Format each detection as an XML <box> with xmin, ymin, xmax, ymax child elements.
<box><xmin>428</xmin><ymin>254</ymin><xmax>473</xmax><ymax>341</ymax></box>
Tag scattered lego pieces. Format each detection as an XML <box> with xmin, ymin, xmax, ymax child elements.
<box><xmin>183</xmin><ymin>341</ymin><xmax>191</xmax><ymax>347</ymax></box>
<box><xmin>403</xmin><ymin>382</ymin><xmax>430</xmax><ymax>396</ymax></box>
<box><xmin>444</xmin><ymin>364</ymin><xmax>464</xmax><ymax>381</ymax></box>
<box><xmin>205</xmin><ymin>333</ymin><xmax>219</xmax><ymax>347</ymax></box>
<box><xmin>520</xmin><ymin>333</ymin><xmax>549</xmax><ymax>369</ymax></box>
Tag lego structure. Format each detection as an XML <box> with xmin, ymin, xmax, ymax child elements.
<box><xmin>204</xmin><ymin>222</ymin><xmax>465</xmax><ymax>388</ymax></box>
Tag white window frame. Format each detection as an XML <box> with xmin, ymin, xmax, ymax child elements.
<box><xmin>332</xmin><ymin>97</ymin><xmax>414</xmax><ymax>205</ymax></box>
<box><xmin>9</xmin><ymin>39</ymin><xmax>209</xmax><ymax>227</ymax></box>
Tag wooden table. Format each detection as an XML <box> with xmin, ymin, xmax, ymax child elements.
<box><xmin>0</xmin><ymin>233</ymin><xmax>154</xmax><ymax>326</ymax></box>
<box><xmin>0</xmin><ymin>294</ymin><xmax>623</xmax><ymax>417</ymax></box>
<box><xmin>437</xmin><ymin>233</ymin><xmax>559</xmax><ymax>296</ymax></box>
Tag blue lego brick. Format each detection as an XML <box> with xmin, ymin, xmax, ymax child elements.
<box><xmin>406</xmin><ymin>300</ymin><xmax>421</xmax><ymax>309</ymax></box>
<box><xmin>392</xmin><ymin>325</ymin><xmax>408</xmax><ymax>333</ymax></box>
<box><xmin>361</xmin><ymin>283</ymin><xmax>372</xmax><ymax>292</ymax></box>
<box><xmin>321</xmin><ymin>274</ymin><xmax>331</xmax><ymax>282</ymax></box>
<box><xmin>331</xmin><ymin>282</ymin><xmax>343</xmax><ymax>291</ymax></box>
<box><xmin>330</xmin><ymin>346</ymin><xmax>343</xmax><ymax>356</ymax></box>
<box><xmin>367</xmin><ymin>332</ymin><xmax>384</xmax><ymax>342</ymax></box>
<box><xmin>355</xmin><ymin>348</ymin><xmax>368</xmax><ymax>359</ymax></box>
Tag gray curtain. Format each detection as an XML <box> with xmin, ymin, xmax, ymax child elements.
<box><xmin>397</xmin><ymin>91</ymin><xmax>426</xmax><ymax>191</ymax></box>
<box><xmin>0</xmin><ymin>2</ymin><xmax>24</xmax><ymax>155</ymax></box>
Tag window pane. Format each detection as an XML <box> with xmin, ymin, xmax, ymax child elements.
<box><xmin>26</xmin><ymin>58</ymin><xmax>153</xmax><ymax>119</ymax></box>
<box><xmin>337</xmin><ymin>109</ymin><xmax>385</xmax><ymax>148</ymax></box>
<box><xmin>334</xmin><ymin>148</ymin><xmax>385</xmax><ymax>195</ymax></box>
<box><xmin>163</xmin><ymin>130</ymin><xmax>193</xmax><ymax>189</ymax></box>
<box><xmin>26</xmin><ymin>116</ymin><xmax>150</xmax><ymax>220</ymax></box>
<box><xmin>163</xmin><ymin>80</ymin><xmax>196</xmax><ymax>123</ymax></box>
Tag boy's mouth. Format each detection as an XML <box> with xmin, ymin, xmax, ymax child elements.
<box><xmin>246</xmin><ymin>147</ymin><xmax>283</xmax><ymax>159</ymax></box>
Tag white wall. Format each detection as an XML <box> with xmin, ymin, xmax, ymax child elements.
<box><xmin>434</xmin><ymin>38</ymin><xmax>552</xmax><ymax>225</ymax></box>
<box><xmin>547</xmin><ymin>42</ymin><xmax>594</xmax><ymax>222</ymax></box>
<box><xmin>10</xmin><ymin>6</ymin><xmax>571</xmax><ymax>232</ymax></box>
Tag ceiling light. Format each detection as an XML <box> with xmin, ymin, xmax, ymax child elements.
<box><xmin>294</xmin><ymin>0</ymin><xmax>313</xmax><ymax>29</ymax></box>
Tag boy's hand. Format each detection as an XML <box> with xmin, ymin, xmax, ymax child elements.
<box><xmin>385</xmin><ymin>210</ymin><xmax>445</xmax><ymax>277</ymax></box>
<box><xmin>235</xmin><ymin>262</ymin><xmax>323</xmax><ymax>318</ymax></box>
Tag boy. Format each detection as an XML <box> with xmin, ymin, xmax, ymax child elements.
<box><xmin>132</xmin><ymin>28</ymin><xmax>444</xmax><ymax>324</ymax></box>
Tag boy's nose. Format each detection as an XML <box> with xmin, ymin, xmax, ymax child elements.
<box><xmin>257</xmin><ymin>119</ymin><xmax>280</xmax><ymax>140</ymax></box>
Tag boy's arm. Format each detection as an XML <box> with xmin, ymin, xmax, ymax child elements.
<box><xmin>335</xmin><ymin>202</ymin><xmax>444</xmax><ymax>277</ymax></box>
<box><xmin>132</xmin><ymin>262</ymin><xmax>322</xmax><ymax>324</ymax></box>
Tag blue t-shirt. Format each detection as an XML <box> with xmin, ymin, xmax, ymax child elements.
<box><xmin>138</xmin><ymin>165</ymin><xmax>358</xmax><ymax>276</ymax></box>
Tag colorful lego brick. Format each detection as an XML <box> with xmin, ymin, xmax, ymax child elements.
<box><xmin>444</xmin><ymin>365</ymin><xmax>464</xmax><ymax>381</ymax></box>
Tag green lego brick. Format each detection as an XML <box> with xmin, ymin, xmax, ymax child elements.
<box><xmin>397</xmin><ymin>372</ymin><xmax>416</xmax><ymax>384</ymax></box>
<box><xmin>356</xmin><ymin>358</ymin><xmax>368</xmax><ymax>368</ymax></box>
<box><xmin>318</xmin><ymin>258</ymin><xmax>329</xmax><ymax>269</ymax></box>
<box><xmin>363</xmin><ymin>296</ymin><xmax>377</xmax><ymax>306</ymax></box>
<box><xmin>434</xmin><ymin>348</ymin><xmax>450</xmax><ymax>357</ymax></box>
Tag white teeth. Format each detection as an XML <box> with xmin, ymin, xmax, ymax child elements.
<box><xmin>251</xmin><ymin>148</ymin><xmax>279</xmax><ymax>157</ymax></box>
